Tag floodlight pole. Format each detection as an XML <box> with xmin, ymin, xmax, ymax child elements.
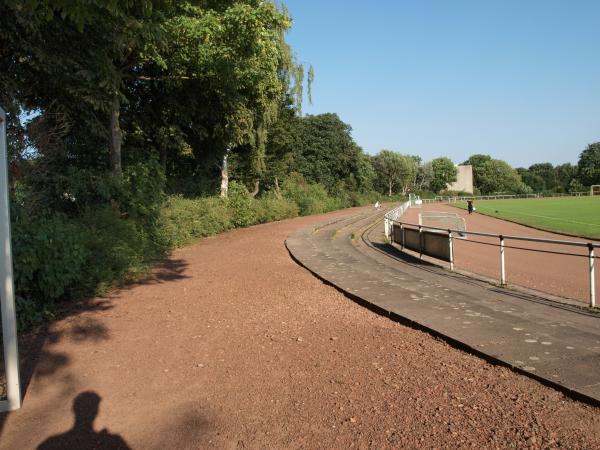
<box><xmin>0</xmin><ymin>106</ymin><xmax>21</xmax><ymax>411</ymax></box>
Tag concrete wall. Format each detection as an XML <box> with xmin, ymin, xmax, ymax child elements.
<box><xmin>447</xmin><ymin>165</ymin><xmax>473</xmax><ymax>193</ymax></box>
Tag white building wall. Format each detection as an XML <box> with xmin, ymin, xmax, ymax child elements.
<box><xmin>447</xmin><ymin>165</ymin><xmax>473</xmax><ymax>193</ymax></box>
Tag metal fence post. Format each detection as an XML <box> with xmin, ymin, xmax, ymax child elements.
<box><xmin>589</xmin><ymin>243</ymin><xmax>596</xmax><ymax>308</ymax></box>
<box><xmin>448</xmin><ymin>230</ymin><xmax>454</xmax><ymax>271</ymax></box>
<box><xmin>400</xmin><ymin>223</ymin><xmax>404</xmax><ymax>249</ymax></box>
<box><xmin>500</xmin><ymin>235</ymin><xmax>506</xmax><ymax>286</ymax></box>
<box><xmin>418</xmin><ymin>225</ymin><xmax>423</xmax><ymax>259</ymax></box>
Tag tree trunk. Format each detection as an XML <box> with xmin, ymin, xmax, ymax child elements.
<box><xmin>250</xmin><ymin>179</ymin><xmax>260</xmax><ymax>198</ymax></box>
<box><xmin>109</xmin><ymin>97</ymin><xmax>122</xmax><ymax>178</ymax></box>
<box><xmin>220</xmin><ymin>149</ymin><xmax>229</xmax><ymax>198</ymax></box>
<box><xmin>388</xmin><ymin>180</ymin><xmax>393</xmax><ymax>197</ymax></box>
<box><xmin>274</xmin><ymin>176</ymin><xmax>281</xmax><ymax>199</ymax></box>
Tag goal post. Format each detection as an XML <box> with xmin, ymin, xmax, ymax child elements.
<box><xmin>591</xmin><ymin>185</ymin><xmax>600</xmax><ymax>196</ymax></box>
<box><xmin>419</xmin><ymin>211</ymin><xmax>467</xmax><ymax>236</ymax></box>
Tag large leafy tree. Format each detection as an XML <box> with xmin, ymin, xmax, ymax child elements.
<box><xmin>477</xmin><ymin>159</ymin><xmax>530</xmax><ymax>194</ymax></box>
<box><xmin>430</xmin><ymin>157</ymin><xmax>457</xmax><ymax>193</ymax></box>
<box><xmin>264</xmin><ymin>112</ymin><xmax>370</xmax><ymax>195</ymax></box>
<box><xmin>577</xmin><ymin>143</ymin><xmax>600</xmax><ymax>186</ymax></box>
<box><xmin>2</xmin><ymin>0</ymin><xmax>304</xmax><ymax>203</ymax></box>
<box><xmin>372</xmin><ymin>150</ymin><xmax>417</xmax><ymax>196</ymax></box>
<box><xmin>462</xmin><ymin>154</ymin><xmax>491</xmax><ymax>190</ymax></box>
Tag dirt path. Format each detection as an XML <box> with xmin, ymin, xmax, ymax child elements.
<box><xmin>403</xmin><ymin>204</ymin><xmax>599</xmax><ymax>303</ymax></box>
<box><xmin>1</xmin><ymin>207</ymin><xmax>599</xmax><ymax>449</ymax></box>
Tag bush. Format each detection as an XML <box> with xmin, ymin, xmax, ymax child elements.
<box><xmin>282</xmin><ymin>173</ymin><xmax>332</xmax><ymax>215</ymax></box>
<box><xmin>227</xmin><ymin>181</ymin><xmax>257</xmax><ymax>227</ymax></box>
<box><xmin>12</xmin><ymin>206</ymin><xmax>168</xmax><ymax>330</ymax></box>
<box><xmin>253</xmin><ymin>193</ymin><xmax>299</xmax><ymax>223</ymax></box>
<box><xmin>160</xmin><ymin>196</ymin><xmax>232</xmax><ymax>247</ymax></box>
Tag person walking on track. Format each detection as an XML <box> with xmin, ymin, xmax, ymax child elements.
<box><xmin>467</xmin><ymin>199</ymin><xmax>474</xmax><ymax>215</ymax></box>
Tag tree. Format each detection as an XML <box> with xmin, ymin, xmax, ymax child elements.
<box><xmin>462</xmin><ymin>154</ymin><xmax>491</xmax><ymax>189</ymax></box>
<box><xmin>477</xmin><ymin>159</ymin><xmax>529</xmax><ymax>194</ymax></box>
<box><xmin>416</xmin><ymin>161</ymin><xmax>434</xmax><ymax>191</ymax></box>
<box><xmin>372</xmin><ymin>150</ymin><xmax>417</xmax><ymax>196</ymax></box>
<box><xmin>265</xmin><ymin>112</ymin><xmax>369</xmax><ymax>194</ymax></box>
<box><xmin>430</xmin><ymin>157</ymin><xmax>457</xmax><ymax>193</ymax></box>
<box><xmin>528</xmin><ymin>163</ymin><xmax>557</xmax><ymax>192</ymax></box>
<box><xmin>577</xmin><ymin>143</ymin><xmax>600</xmax><ymax>186</ymax></box>
<box><xmin>555</xmin><ymin>163</ymin><xmax>577</xmax><ymax>192</ymax></box>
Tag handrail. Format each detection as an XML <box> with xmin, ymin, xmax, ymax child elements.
<box><xmin>383</xmin><ymin>201</ymin><xmax>411</xmax><ymax>238</ymax></box>
<box><xmin>389</xmin><ymin>218</ymin><xmax>599</xmax><ymax>307</ymax></box>
<box><xmin>392</xmin><ymin>219</ymin><xmax>600</xmax><ymax>249</ymax></box>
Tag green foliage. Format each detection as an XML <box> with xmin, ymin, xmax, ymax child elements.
<box><xmin>264</xmin><ymin>111</ymin><xmax>372</xmax><ymax>195</ymax></box>
<box><xmin>372</xmin><ymin>150</ymin><xmax>418</xmax><ymax>196</ymax></box>
<box><xmin>462</xmin><ymin>154</ymin><xmax>491</xmax><ymax>188</ymax></box>
<box><xmin>282</xmin><ymin>172</ymin><xmax>331</xmax><ymax>215</ymax></box>
<box><xmin>430</xmin><ymin>157</ymin><xmax>458</xmax><ymax>193</ymax></box>
<box><xmin>252</xmin><ymin>193</ymin><xmax>299</xmax><ymax>224</ymax></box>
<box><xmin>160</xmin><ymin>196</ymin><xmax>233</xmax><ymax>248</ymax></box>
<box><xmin>577</xmin><ymin>143</ymin><xmax>600</xmax><ymax>186</ymax></box>
<box><xmin>227</xmin><ymin>181</ymin><xmax>257</xmax><ymax>227</ymax></box>
<box><xmin>12</xmin><ymin>205</ymin><xmax>168</xmax><ymax>330</ymax></box>
<box><xmin>477</xmin><ymin>159</ymin><xmax>530</xmax><ymax>194</ymax></box>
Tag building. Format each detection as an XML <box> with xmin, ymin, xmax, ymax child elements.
<box><xmin>446</xmin><ymin>165</ymin><xmax>473</xmax><ymax>194</ymax></box>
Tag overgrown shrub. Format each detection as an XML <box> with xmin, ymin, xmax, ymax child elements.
<box><xmin>253</xmin><ymin>193</ymin><xmax>299</xmax><ymax>223</ymax></box>
<box><xmin>227</xmin><ymin>181</ymin><xmax>257</xmax><ymax>227</ymax></box>
<box><xmin>160</xmin><ymin>196</ymin><xmax>232</xmax><ymax>247</ymax></box>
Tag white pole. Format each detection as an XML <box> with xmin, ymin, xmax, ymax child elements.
<box><xmin>448</xmin><ymin>230</ymin><xmax>454</xmax><ymax>271</ymax></box>
<box><xmin>401</xmin><ymin>223</ymin><xmax>405</xmax><ymax>249</ymax></box>
<box><xmin>0</xmin><ymin>106</ymin><xmax>21</xmax><ymax>411</ymax></box>
<box><xmin>500</xmin><ymin>236</ymin><xmax>506</xmax><ymax>286</ymax></box>
<box><xmin>590</xmin><ymin>244</ymin><xmax>596</xmax><ymax>308</ymax></box>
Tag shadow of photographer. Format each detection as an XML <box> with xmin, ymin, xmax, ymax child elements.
<box><xmin>37</xmin><ymin>391</ymin><xmax>130</xmax><ymax>450</ymax></box>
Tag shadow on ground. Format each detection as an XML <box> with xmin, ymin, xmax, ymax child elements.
<box><xmin>36</xmin><ymin>391</ymin><xmax>131</xmax><ymax>450</ymax></box>
<box><xmin>0</xmin><ymin>255</ymin><xmax>190</xmax><ymax>438</ymax></box>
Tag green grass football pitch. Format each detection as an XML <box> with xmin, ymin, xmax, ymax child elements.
<box><xmin>451</xmin><ymin>196</ymin><xmax>600</xmax><ymax>240</ymax></box>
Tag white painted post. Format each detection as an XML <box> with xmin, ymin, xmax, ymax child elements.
<box><xmin>384</xmin><ymin>217</ymin><xmax>389</xmax><ymax>239</ymax></box>
<box><xmin>418</xmin><ymin>225</ymin><xmax>423</xmax><ymax>259</ymax></box>
<box><xmin>0</xmin><ymin>106</ymin><xmax>21</xmax><ymax>411</ymax></box>
<box><xmin>448</xmin><ymin>230</ymin><xmax>454</xmax><ymax>271</ymax></box>
<box><xmin>400</xmin><ymin>223</ymin><xmax>404</xmax><ymax>249</ymax></box>
<box><xmin>500</xmin><ymin>235</ymin><xmax>506</xmax><ymax>286</ymax></box>
<box><xmin>589</xmin><ymin>244</ymin><xmax>596</xmax><ymax>308</ymax></box>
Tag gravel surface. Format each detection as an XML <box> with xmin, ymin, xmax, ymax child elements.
<box><xmin>1</xmin><ymin>207</ymin><xmax>599</xmax><ymax>449</ymax></box>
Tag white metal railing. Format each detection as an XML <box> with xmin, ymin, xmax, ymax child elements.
<box><xmin>390</xmin><ymin>219</ymin><xmax>600</xmax><ymax>308</ymax></box>
<box><xmin>422</xmin><ymin>192</ymin><xmax>592</xmax><ymax>204</ymax></box>
<box><xmin>384</xmin><ymin>200</ymin><xmax>411</xmax><ymax>238</ymax></box>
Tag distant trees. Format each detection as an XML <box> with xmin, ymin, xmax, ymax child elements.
<box><xmin>577</xmin><ymin>143</ymin><xmax>600</xmax><ymax>187</ymax></box>
<box><xmin>476</xmin><ymin>159</ymin><xmax>530</xmax><ymax>194</ymax></box>
<box><xmin>464</xmin><ymin>146</ymin><xmax>600</xmax><ymax>195</ymax></box>
<box><xmin>372</xmin><ymin>150</ymin><xmax>418</xmax><ymax>196</ymax></box>
<box><xmin>262</xmin><ymin>111</ymin><xmax>373</xmax><ymax>196</ymax></box>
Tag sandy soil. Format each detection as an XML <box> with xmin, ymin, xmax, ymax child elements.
<box><xmin>1</xmin><ymin>207</ymin><xmax>599</xmax><ymax>449</ymax></box>
<box><xmin>402</xmin><ymin>204</ymin><xmax>599</xmax><ymax>304</ymax></box>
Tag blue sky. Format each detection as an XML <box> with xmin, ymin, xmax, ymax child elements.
<box><xmin>284</xmin><ymin>0</ymin><xmax>600</xmax><ymax>168</ymax></box>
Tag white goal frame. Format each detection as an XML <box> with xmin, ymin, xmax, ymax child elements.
<box><xmin>591</xmin><ymin>185</ymin><xmax>600</xmax><ymax>196</ymax></box>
